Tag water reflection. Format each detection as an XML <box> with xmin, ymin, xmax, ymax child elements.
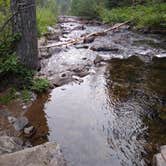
<box><xmin>26</xmin><ymin>56</ymin><xmax>166</xmax><ymax>166</ymax></box>
<box><xmin>106</xmin><ymin>56</ymin><xmax>166</xmax><ymax>164</ymax></box>
<box><xmin>25</xmin><ymin>93</ymin><xmax>50</xmax><ymax>145</ymax></box>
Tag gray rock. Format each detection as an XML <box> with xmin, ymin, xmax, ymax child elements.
<box><xmin>94</xmin><ymin>55</ymin><xmax>104</xmax><ymax>65</ymax></box>
<box><xmin>0</xmin><ymin>136</ymin><xmax>23</xmax><ymax>155</ymax></box>
<box><xmin>8</xmin><ymin>116</ymin><xmax>17</xmax><ymax>124</ymax></box>
<box><xmin>0</xmin><ymin>142</ymin><xmax>66</xmax><ymax>166</ymax></box>
<box><xmin>83</xmin><ymin>36</ymin><xmax>95</xmax><ymax>44</ymax></box>
<box><xmin>0</xmin><ymin>109</ymin><xmax>11</xmax><ymax>118</ymax></box>
<box><xmin>13</xmin><ymin>117</ymin><xmax>29</xmax><ymax>131</ymax></box>
<box><xmin>24</xmin><ymin>126</ymin><xmax>34</xmax><ymax>135</ymax></box>
<box><xmin>90</xmin><ymin>44</ymin><xmax>120</xmax><ymax>52</ymax></box>
<box><xmin>153</xmin><ymin>145</ymin><xmax>166</xmax><ymax>166</ymax></box>
<box><xmin>75</xmin><ymin>45</ymin><xmax>89</xmax><ymax>49</ymax></box>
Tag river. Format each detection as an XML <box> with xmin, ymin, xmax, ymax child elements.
<box><xmin>25</xmin><ymin>16</ymin><xmax>166</xmax><ymax>166</ymax></box>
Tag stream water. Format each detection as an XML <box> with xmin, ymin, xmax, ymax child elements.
<box><xmin>26</xmin><ymin>16</ymin><xmax>166</xmax><ymax>166</ymax></box>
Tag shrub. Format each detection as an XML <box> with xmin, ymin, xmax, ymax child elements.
<box><xmin>22</xmin><ymin>89</ymin><xmax>31</xmax><ymax>103</ymax></box>
<box><xmin>70</xmin><ymin>0</ymin><xmax>100</xmax><ymax>19</ymax></box>
<box><xmin>31</xmin><ymin>78</ymin><xmax>50</xmax><ymax>93</ymax></box>
<box><xmin>99</xmin><ymin>3</ymin><xmax>166</xmax><ymax>29</ymax></box>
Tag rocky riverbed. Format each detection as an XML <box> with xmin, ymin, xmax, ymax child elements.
<box><xmin>0</xmin><ymin>16</ymin><xmax>166</xmax><ymax>166</ymax></box>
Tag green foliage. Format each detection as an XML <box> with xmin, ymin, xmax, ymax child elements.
<box><xmin>22</xmin><ymin>89</ymin><xmax>31</xmax><ymax>103</ymax></box>
<box><xmin>31</xmin><ymin>78</ymin><xmax>50</xmax><ymax>93</ymax></box>
<box><xmin>70</xmin><ymin>0</ymin><xmax>101</xmax><ymax>19</ymax></box>
<box><xmin>37</xmin><ymin>0</ymin><xmax>58</xmax><ymax>35</ymax></box>
<box><xmin>100</xmin><ymin>3</ymin><xmax>166</xmax><ymax>29</ymax></box>
<box><xmin>0</xmin><ymin>54</ymin><xmax>19</xmax><ymax>73</ymax></box>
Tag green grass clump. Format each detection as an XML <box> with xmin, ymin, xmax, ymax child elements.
<box><xmin>37</xmin><ymin>7</ymin><xmax>57</xmax><ymax>36</ymax></box>
<box><xmin>100</xmin><ymin>3</ymin><xmax>166</xmax><ymax>29</ymax></box>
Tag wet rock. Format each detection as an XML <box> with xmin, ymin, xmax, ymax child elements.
<box><xmin>48</xmin><ymin>47</ymin><xmax>62</xmax><ymax>55</ymax></box>
<box><xmin>73</xmin><ymin>67</ymin><xmax>89</xmax><ymax>77</ymax></box>
<box><xmin>39</xmin><ymin>48</ymin><xmax>51</xmax><ymax>59</ymax></box>
<box><xmin>47</xmin><ymin>26</ymin><xmax>56</xmax><ymax>33</ymax></box>
<box><xmin>0</xmin><ymin>109</ymin><xmax>11</xmax><ymax>118</ymax></box>
<box><xmin>158</xmin><ymin>106</ymin><xmax>166</xmax><ymax>121</ymax></box>
<box><xmin>51</xmin><ymin>72</ymin><xmax>74</xmax><ymax>87</ymax></box>
<box><xmin>22</xmin><ymin>105</ymin><xmax>27</xmax><ymax>110</ymax></box>
<box><xmin>0</xmin><ymin>136</ymin><xmax>23</xmax><ymax>155</ymax></box>
<box><xmin>24</xmin><ymin>126</ymin><xmax>34</xmax><ymax>135</ymax></box>
<box><xmin>153</xmin><ymin>145</ymin><xmax>166</xmax><ymax>166</ymax></box>
<box><xmin>90</xmin><ymin>44</ymin><xmax>120</xmax><ymax>52</ymax></box>
<box><xmin>45</xmin><ymin>27</ymin><xmax>61</xmax><ymax>41</ymax></box>
<box><xmin>82</xmin><ymin>57</ymin><xmax>87</xmax><ymax>60</ymax></box>
<box><xmin>72</xmin><ymin>25</ymin><xmax>85</xmax><ymax>31</ymax></box>
<box><xmin>8</xmin><ymin>116</ymin><xmax>17</xmax><ymax>124</ymax></box>
<box><xmin>94</xmin><ymin>55</ymin><xmax>104</xmax><ymax>65</ymax></box>
<box><xmin>13</xmin><ymin>117</ymin><xmax>29</xmax><ymax>131</ymax></box>
<box><xmin>75</xmin><ymin>45</ymin><xmax>89</xmax><ymax>49</ymax></box>
<box><xmin>83</xmin><ymin>36</ymin><xmax>95</xmax><ymax>44</ymax></box>
<box><xmin>23</xmin><ymin>126</ymin><xmax>36</xmax><ymax>137</ymax></box>
<box><xmin>38</xmin><ymin>37</ymin><xmax>47</xmax><ymax>46</ymax></box>
<box><xmin>0</xmin><ymin>142</ymin><xmax>66</xmax><ymax>166</ymax></box>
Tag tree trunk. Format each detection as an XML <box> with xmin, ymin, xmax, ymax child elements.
<box><xmin>11</xmin><ymin>0</ymin><xmax>39</xmax><ymax>69</ymax></box>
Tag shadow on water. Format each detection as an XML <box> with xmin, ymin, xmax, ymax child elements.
<box><xmin>26</xmin><ymin>55</ymin><xmax>166</xmax><ymax>166</ymax></box>
<box><xmin>107</xmin><ymin>56</ymin><xmax>166</xmax><ymax>164</ymax></box>
<box><xmin>25</xmin><ymin>93</ymin><xmax>50</xmax><ymax>145</ymax></box>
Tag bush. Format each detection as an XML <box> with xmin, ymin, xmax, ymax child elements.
<box><xmin>99</xmin><ymin>3</ymin><xmax>166</xmax><ymax>29</ymax></box>
<box><xmin>31</xmin><ymin>78</ymin><xmax>50</xmax><ymax>93</ymax></box>
<box><xmin>70</xmin><ymin>0</ymin><xmax>100</xmax><ymax>19</ymax></box>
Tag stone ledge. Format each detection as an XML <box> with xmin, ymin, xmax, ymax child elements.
<box><xmin>0</xmin><ymin>142</ymin><xmax>66</xmax><ymax>166</ymax></box>
<box><xmin>153</xmin><ymin>145</ymin><xmax>166</xmax><ymax>166</ymax></box>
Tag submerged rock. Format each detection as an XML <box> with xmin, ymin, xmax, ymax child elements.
<box><xmin>0</xmin><ymin>142</ymin><xmax>66</xmax><ymax>166</ymax></box>
<box><xmin>13</xmin><ymin>117</ymin><xmax>29</xmax><ymax>131</ymax></box>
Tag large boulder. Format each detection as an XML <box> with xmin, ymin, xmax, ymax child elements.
<box><xmin>0</xmin><ymin>142</ymin><xmax>66</xmax><ymax>166</ymax></box>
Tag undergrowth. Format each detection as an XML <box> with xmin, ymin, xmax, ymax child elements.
<box><xmin>99</xmin><ymin>3</ymin><xmax>166</xmax><ymax>29</ymax></box>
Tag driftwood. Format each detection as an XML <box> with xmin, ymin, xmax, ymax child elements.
<box><xmin>40</xmin><ymin>21</ymin><xmax>129</xmax><ymax>49</ymax></box>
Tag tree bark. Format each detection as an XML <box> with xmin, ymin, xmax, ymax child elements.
<box><xmin>11</xmin><ymin>0</ymin><xmax>39</xmax><ymax>69</ymax></box>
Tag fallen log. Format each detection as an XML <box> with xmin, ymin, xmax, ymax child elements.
<box><xmin>40</xmin><ymin>21</ymin><xmax>129</xmax><ymax>49</ymax></box>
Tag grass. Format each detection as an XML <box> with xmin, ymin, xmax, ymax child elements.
<box><xmin>37</xmin><ymin>7</ymin><xmax>57</xmax><ymax>36</ymax></box>
<box><xmin>100</xmin><ymin>3</ymin><xmax>166</xmax><ymax>29</ymax></box>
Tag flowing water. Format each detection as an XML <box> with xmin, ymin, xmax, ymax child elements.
<box><xmin>25</xmin><ymin>17</ymin><xmax>166</xmax><ymax>166</ymax></box>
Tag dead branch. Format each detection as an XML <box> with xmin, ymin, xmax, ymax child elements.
<box><xmin>40</xmin><ymin>21</ymin><xmax>130</xmax><ymax>49</ymax></box>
